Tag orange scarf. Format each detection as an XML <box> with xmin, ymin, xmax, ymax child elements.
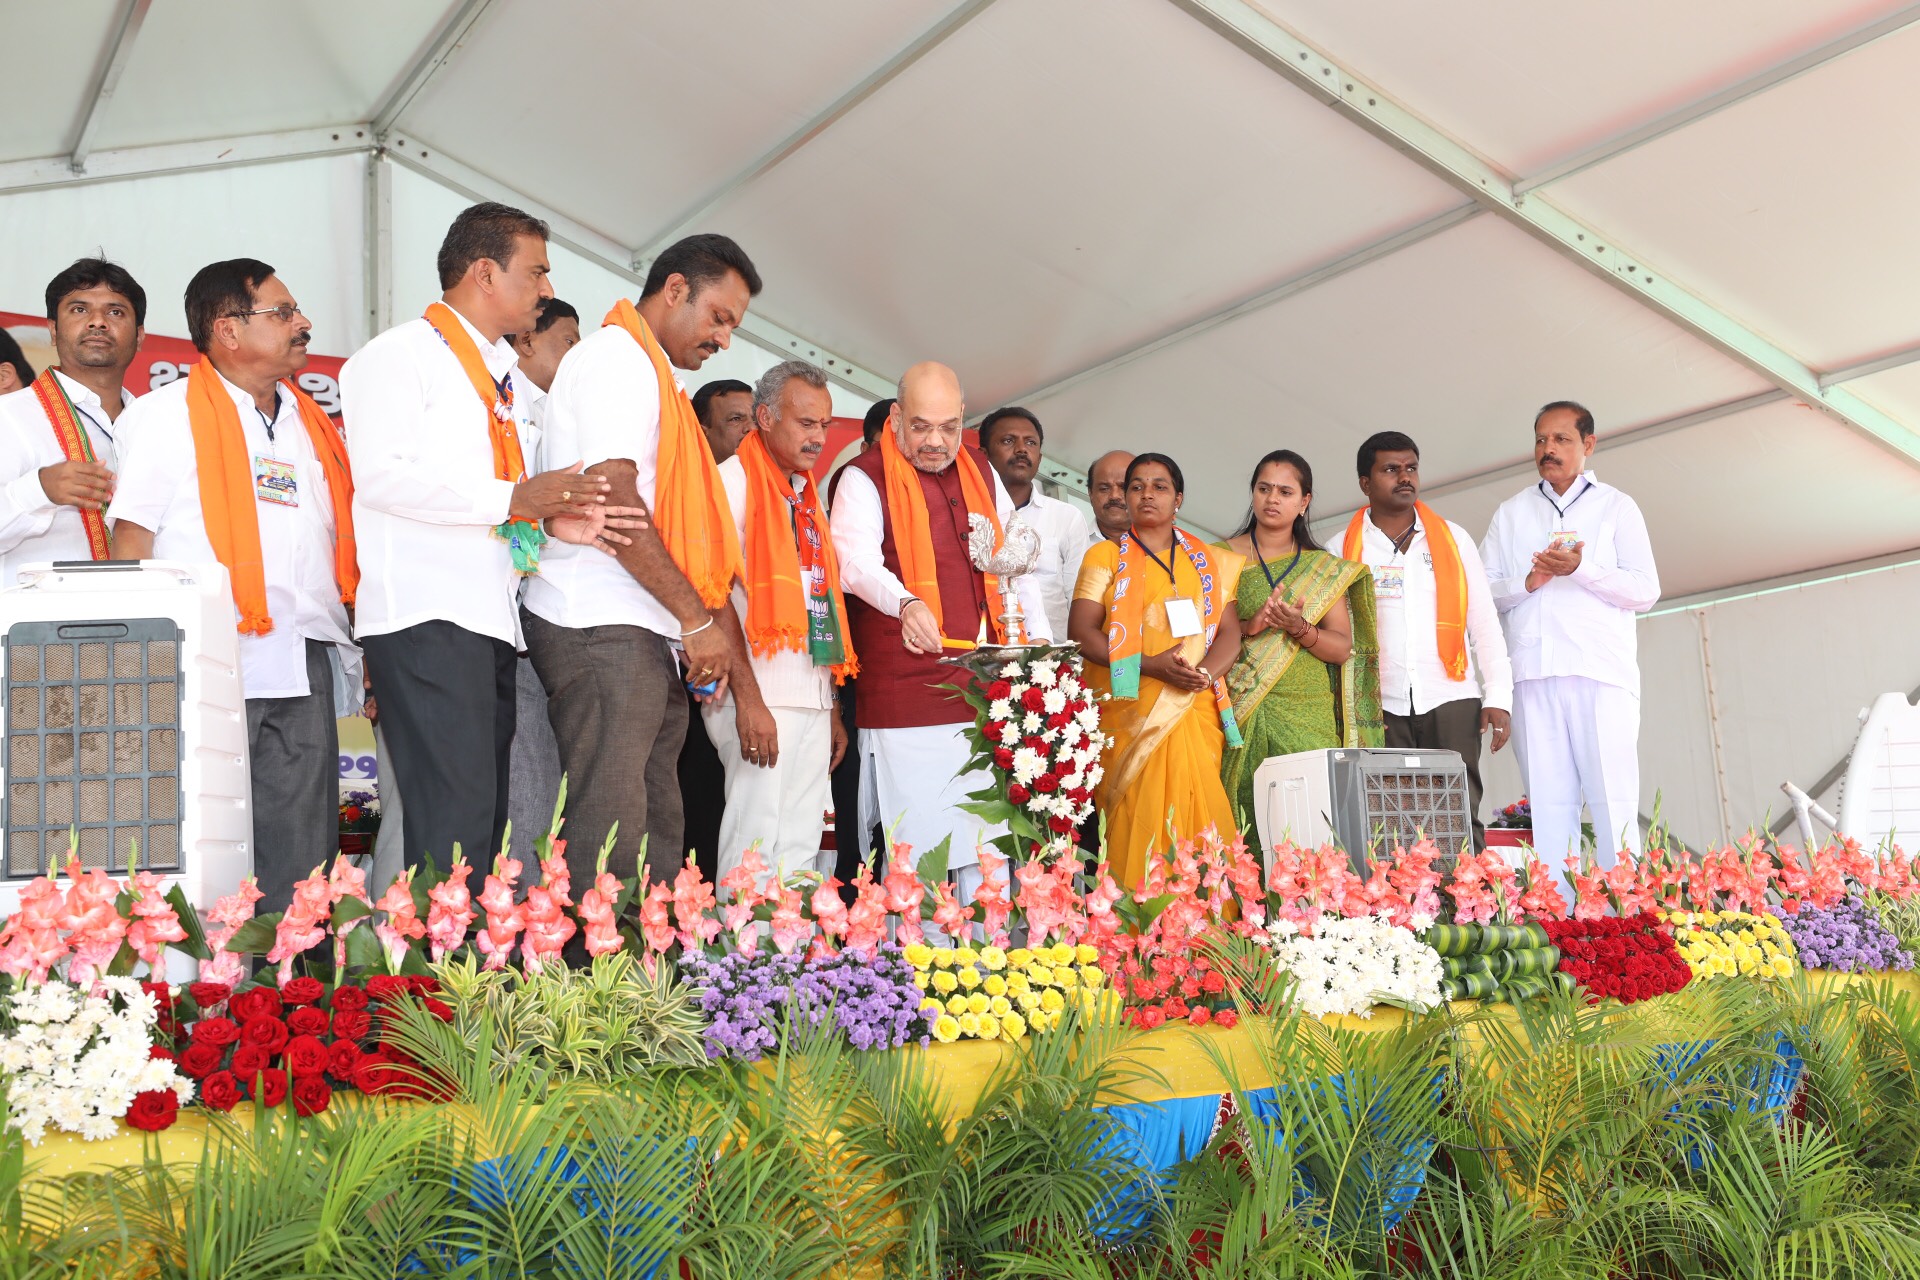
<box><xmin>877</xmin><ymin>424</ymin><xmax>1006</xmax><ymax>641</ymax></box>
<box><xmin>184</xmin><ymin>362</ymin><xmax>357</xmax><ymax>636</ymax></box>
<box><xmin>1343</xmin><ymin>503</ymin><xmax>1467</xmax><ymax>681</ymax></box>
<box><xmin>734</xmin><ymin>431</ymin><xmax>858</xmax><ymax>682</ymax></box>
<box><xmin>422</xmin><ymin>302</ymin><xmax>543</xmax><ymax>573</ymax></box>
<box><xmin>602</xmin><ymin>300</ymin><xmax>741</xmax><ymax>608</ymax></box>
<box><xmin>28</xmin><ymin>370</ymin><xmax>111</xmax><ymax>560</ymax></box>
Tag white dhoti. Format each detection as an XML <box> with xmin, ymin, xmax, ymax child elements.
<box><xmin>1511</xmin><ymin>674</ymin><xmax>1641</xmax><ymax>868</ymax></box>
<box><xmin>705</xmin><ymin>703</ymin><xmax>834</xmax><ymax>885</ymax></box>
<box><xmin>858</xmin><ymin>722</ymin><xmax>1002</xmax><ymax>903</ymax></box>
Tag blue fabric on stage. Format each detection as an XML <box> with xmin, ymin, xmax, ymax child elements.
<box><xmin>1089</xmin><ymin>1092</ymin><xmax>1230</xmax><ymax>1239</ymax></box>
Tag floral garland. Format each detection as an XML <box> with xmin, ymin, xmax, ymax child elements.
<box><xmin>1538</xmin><ymin>914</ymin><xmax>1691</xmax><ymax>1005</ymax></box>
<box><xmin>0</xmin><ymin>977</ymin><xmax>192</xmax><ymax>1144</ymax></box>
<box><xmin>951</xmin><ymin>645</ymin><xmax>1106</xmax><ymax>862</ymax></box>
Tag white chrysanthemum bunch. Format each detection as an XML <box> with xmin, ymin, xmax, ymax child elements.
<box><xmin>983</xmin><ymin>654</ymin><xmax>1107</xmax><ymax>856</ymax></box>
<box><xmin>1258</xmin><ymin>913</ymin><xmax>1445</xmax><ymax>1019</ymax></box>
<box><xmin>0</xmin><ymin>976</ymin><xmax>192</xmax><ymax>1144</ymax></box>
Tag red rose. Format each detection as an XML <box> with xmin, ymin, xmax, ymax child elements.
<box><xmin>327</xmin><ymin>1040</ymin><xmax>362</xmax><ymax>1080</ymax></box>
<box><xmin>1045</xmin><ymin>712</ymin><xmax>1068</xmax><ymax>731</ymax></box>
<box><xmin>365</xmin><ymin>975</ymin><xmax>411</xmax><ymax>1003</ymax></box>
<box><xmin>229</xmin><ymin>1044</ymin><xmax>270</xmax><ymax>1081</ymax></box>
<box><xmin>254</xmin><ymin>1069</ymin><xmax>290</xmax><ymax>1109</ymax></box>
<box><xmin>1034</xmin><ymin>773</ymin><xmax>1059</xmax><ymax>794</ymax></box>
<box><xmin>178</xmin><ymin>1042</ymin><xmax>224</xmax><ymax>1079</ymax></box>
<box><xmin>284</xmin><ymin>1035</ymin><xmax>330</xmax><ymax>1078</ymax></box>
<box><xmin>1215</xmin><ymin>1008</ymin><xmax>1239</xmax><ymax>1030</ymax></box>
<box><xmin>422</xmin><ymin>998</ymin><xmax>455</xmax><ymax>1023</ymax></box>
<box><xmin>241</xmin><ymin>1016</ymin><xmax>289</xmax><ymax>1055</ymax></box>
<box><xmin>1047</xmin><ymin>816</ymin><xmax>1074</xmax><ymax>834</ymax></box>
<box><xmin>291</xmin><ymin>1076</ymin><xmax>332</xmax><ymax>1117</ymax></box>
<box><xmin>149</xmin><ymin>1044</ymin><xmax>176</xmax><ymax>1062</ymax></box>
<box><xmin>993</xmin><ymin>747</ymin><xmax>1015</xmax><ymax>770</ymax></box>
<box><xmin>1007</xmin><ymin>784</ymin><xmax>1031</xmax><ymax>805</ymax></box>
<box><xmin>200</xmin><ymin>1071</ymin><xmax>242</xmax><ymax>1112</ymax></box>
<box><xmin>141</xmin><ymin>981</ymin><xmax>173</xmax><ymax>1007</ymax></box>
<box><xmin>328</xmin><ymin>986</ymin><xmax>370</xmax><ymax>1014</ymax></box>
<box><xmin>287</xmin><ymin>1006</ymin><xmax>330</xmax><ymax>1037</ymax></box>
<box><xmin>190</xmin><ymin>1016</ymin><xmax>240</xmax><ymax>1048</ymax></box>
<box><xmin>125</xmin><ymin>1088</ymin><xmax>179</xmax><ymax>1132</ymax></box>
<box><xmin>1021</xmin><ymin>688</ymin><xmax>1047</xmax><ymax>712</ymax></box>
<box><xmin>187</xmin><ymin>982</ymin><xmax>232</xmax><ymax>1009</ymax></box>
<box><xmin>1188</xmin><ymin>1006</ymin><xmax>1212</xmax><ymax>1026</ymax></box>
<box><xmin>1140</xmin><ymin>1007</ymin><xmax>1166</xmax><ymax>1029</ymax></box>
<box><xmin>229</xmin><ymin>987</ymin><xmax>281</xmax><ymax>1023</ymax></box>
<box><xmin>1165</xmin><ymin>999</ymin><xmax>1189</xmax><ymax>1020</ymax></box>
<box><xmin>407</xmin><ymin>976</ymin><xmax>440</xmax><ymax>995</ymax></box>
<box><xmin>987</xmin><ymin>679</ymin><xmax>1012</xmax><ymax>701</ymax></box>
<box><xmin>279</xmin><ymin>977</ymin><xmax>324</xmax><ymax>1007</ymax></box>
<box><xmin>332</xmin><ymin>1009</ymin><xmax>372</xmax><ymax>1042</ymax></box>
<box><xmin>1023</xmin><ymin>735</ymin><xmax>1048</xmax><ymax>754</ymax></box>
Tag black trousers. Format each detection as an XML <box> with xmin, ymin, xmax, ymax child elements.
<box><xmin>678</xmin><ymin>687</ymin><xmax>726</xmax><ymax>884</ymax></box>
<box><xmin>362</xmin><ymin>621</ymin><xmax>515</xmax><ymax>873</ymax></box>
<box><xmin>1384</xmin><ymin>696</ymin><xmax>1488</xmax><ymax>851</ymax></box>
<box><xmin>246</xmin><ymin>639</ymin><xmax>339</xmax><ymax>915</ymax></box>
<box><xmin>830</xmin><ymin>679</ymin><xmax>874</xmax><ymax>901</ymax></box>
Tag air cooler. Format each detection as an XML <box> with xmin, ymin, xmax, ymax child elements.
<box><xmin>1251</xmin><ymin>747</ymin><xmax>1472</xmax><ymax>875</ymax></box>
<box><xmin>0</xmin><ymin>561</ymin><xmax>248</xmax><ymax>916</ymax></box>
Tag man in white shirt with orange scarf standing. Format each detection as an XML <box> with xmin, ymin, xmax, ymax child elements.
<box><xmin>706</xmin><ymin>359</ymin><xmax>855</xmax><ymax>884</ymax></box>
<box><xmin>342</xmin><ymin>203</ymin><xmax>633</xmax><ymax>875</ymax></box>
<box><xmin>109</xmin><ymin>260</ymin><xmax>358</xmax><ymax>913</ymax></box>
<box><xmin>0</xmin><ymin>258</ymin><xmax>144</xmax><ymax>582</ymax></box>
<box><xmin>1343</xmin><ymin>431</ymin><xmax>1512</xmax><ymax>853</ymax></box>
<box><xmin>525</xmin><ymin>234</ymin><xmax>753</xmax><ymax>891</ymax></box>
<box><xmin>1481</xmin><ymin>401</ymin><xmax>1660</xmax><ymax>869</ymax></box>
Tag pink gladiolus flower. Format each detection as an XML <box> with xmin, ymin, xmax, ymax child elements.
<box><xmin>881</xmin><ymin>859</ymin><xmax>927</xmax><ymax>946</ymax></box>
<box><xmin>372</xmin><ymin>871</ymin><xmax>427</xmax><ymax>972</ymax></box>
<box><xmin>974</xmin><ymin>846</ymin><xmax>1014</xmax><ymax>947</ymax></box>
<box><xmin>125</xmin><ymin>870</ymin><xmax>187</xmax><ymax>974</ymax></box>
<box><xmin>718</xmin><ymin>847</ymin><xmax>769</xmax><ymax>949</ymax></box>
<box><xmin>769</xmin><ymin>886</ymin><xmax>811</xmax><ymax>954</ymax></box>
<box><xmin>0</xmin><ymin>877</ymin><xmax>69</xmax><ymax>982</ymax></box>
<box><xmin>197</xmin><ymin>878</ymin><xmax>262</xmax><ymax>988</ymax></box>
<box><xmin>640</xmin><ymin>880</ymin><xmax>678</xmax><ymax>955</ymax></box>
<box><xmin>845</xmin><ymin>866</ymin><xmax>889</xmax><ymax>955</ymax></box>
<box><xmin>56</xmin><ymin>860</ymin><xmax>127</xmax><ymax>985</ymax></box>
<box><xmin>576</xmin><ymin>870</ymin><xmax>625</xmax><ymax>959</ymax></box>
<box><xmin>809</xmin><ymin>877</ymin><xmax>849</xmax><ymax>943</ymax></box>
<box><xmin>425</xmin><ymin>857</ymin><xmax>476</xmax><ymax>963</ymax></box>
<box><xmin>1516</xmin><ymin>860</ymin><xmax>1568</xmax><ymax>920</ymax></box>
<box><xmin>1048</xmin><ymin>858</ymin><xmax>1088</xmax><ymax>942</ymax></box>
<box><xmin>670</xmin><ymin>862</ymin><xmax>721</xmax><ymax>952</ymax></box>
<box><xmin>1565</xmin><ymin>856</ymin><xmax>1610</xmax><ymax>920</ymax></box>
<box><xmin>928</xmin><ymin>881</ymin><xmax>974</xmax><ymax>942</ymax></box>
<box><xmin>519</xmin><ymin>885</ymin><xmax>576</xmax><ymax>971</ymax></box>
<box><xmin>542</xmin><ymin>840</ymin><xmax>572</xmax><ymax>907</ymax></box>
<box><xmin>475</xmin><ymin>855</ymin><xmax>526</xmax><ymax>970</ymax></box>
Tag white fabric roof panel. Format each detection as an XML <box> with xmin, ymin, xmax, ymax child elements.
<box><xmin>0</xmin><ymin>4</ymin><xmax>126</xmax><ymax>160</ymax></box>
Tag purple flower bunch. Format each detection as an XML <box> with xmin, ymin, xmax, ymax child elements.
<box><xmin>1777</xmin><ymin>897</ymin><xmax>1916</xmax><ymax>973</ymax></box>
<box><xmin>680</xmin><ymin>943</ymin><xmax>931</xmax><ymax>1062</ymax></box>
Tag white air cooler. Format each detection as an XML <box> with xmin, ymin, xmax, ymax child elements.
<box><xmin>1251</xmin><ymin>747</ymin><xmax>1472</xmax><ymax>875</ymax></box>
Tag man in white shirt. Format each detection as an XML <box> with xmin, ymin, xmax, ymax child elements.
<box><xmin>1480</xmin><ymin>401</ymin><xmax>1661</xmax><ymax>868</ymax></box>
<box><xmin>981</xmin><ymin>407</ymin><xmax>1092</xmax><ymax>642</ymax></box>
<box><xmin>1087</xmin><ymin>449</ymin><xmax>1136</xmax><ymax>546</ymax></box>
<box><xmin>0</xmin><ymin>259</ymin><xmax>144</xmax><ymax>584</ymax></box>
<box><xmin>831</xmin><ymin>362</ymin><xmax>1051</xmax><ymax>902</ymax></box>
<box><xmin>497</xmin><ymin>296</ymin><xmax>581</xmax><ymax>856</ymax></box>
<box><xmin>110</xmin><ymin>260</ymin><xmax>358</xmax><ymax>912</ymax></box>
<box><xmin>524</xmin><ymin>233</ymin><xmax>755</xmax><ymax>891</ymax></box>
<box><xmin>342</xmin><ymin>203</ymin><xmax>631</xmax><ymax>875</ymax></box>
<box><xmin>1344</xmin><ymin>432</ymin><xmax>1513</xmax><ymax>851</ymax></box>
<box><xmin>705</xmin><ymin>360</ymin><xmax>853</xmax><ymax>882</ymax></box>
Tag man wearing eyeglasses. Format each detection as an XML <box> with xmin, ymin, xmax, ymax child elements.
<box><xmin>830</xmin><ymin>361</ymin><xmax>1051</xmax><ymax>903</ymax></box>
<box><xmin>109</xmin><ymin>260</ymin><xmax>360</xmax><ymax>913</ymax></box>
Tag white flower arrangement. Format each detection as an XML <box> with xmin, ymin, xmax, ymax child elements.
<box><xmin>0</xmin><ymin>976</ymin><xmax>192</xmax><ymax>1144</ymax></box>
<box><xmin>1257</xmin><ymin>913</ymin><xmax>1446</xmax><ymax>1019</ymax></box>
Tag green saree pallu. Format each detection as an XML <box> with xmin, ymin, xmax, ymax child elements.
<box><xmin>1218</xmin><ymin>548</ymin><xmax>1385</xmax><ymax>831</ymax></box>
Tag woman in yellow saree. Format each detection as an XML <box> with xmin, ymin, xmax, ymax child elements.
<box><xmin>1218</xmin><ymin>450</ymin><xmax>1384</xmax><ymax>827</ymax></box>
<box><xmin>1069</xmin><ymin>454</ymin><xmax>1245</xmax><ymax>886</ymax></box>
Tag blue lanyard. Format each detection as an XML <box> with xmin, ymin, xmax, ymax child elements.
<box><xmin>1538</xmin><ymin>477</ymin><xmax>1592</xmax><ymax>521</ymax></box>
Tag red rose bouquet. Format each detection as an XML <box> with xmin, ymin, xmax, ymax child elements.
<box><xmin>1539</xmin><ymin>913</ymin><xmax>1691</xmax><ymax>1005</ymax></box>
<box><xmin>169</xmin><ymin>974</ymin><xmax>454</xmax><ymax>1115</ymax></box>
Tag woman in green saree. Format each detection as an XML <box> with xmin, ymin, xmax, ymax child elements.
<box><xmin>1218</xmin><ymin>449</ymin><xmax>1384</xmax><ymax>826</ymax></box>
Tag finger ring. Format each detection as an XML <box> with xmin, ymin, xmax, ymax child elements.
<box><xmin>560</xmin><ymin>490</ymin><xmax>572</xmax><ymax>502</ymax></box>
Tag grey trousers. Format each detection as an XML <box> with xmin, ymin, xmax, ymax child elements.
<box><xmin>247</xmin><ymin>639</ymin><xmax>339</xmax><ymax>915</ymax></box>
<box><xmin>507</xmin><ymin>656</ymin><xmax>564</xmax><ymax>859</ymax></box>
<box><xmin>1384</xmin><ymin>696</ymin><xmax>1488</xmax><ymax>851</ymax></box>
<box><xmin>523</xmin><ymin>610</ymin><xmax>688</xmax><ymax>889</ymax></box>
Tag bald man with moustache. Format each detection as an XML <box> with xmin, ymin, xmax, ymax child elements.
<box><xmin>830</xmin><ymin>362</ymin><xmax>1051</xmax><ymax>901</ymax></box>
<box><xmin>1087</xmin><ymin>449</ymin><xmax>1135</xmax><ymax>545</ymax></box>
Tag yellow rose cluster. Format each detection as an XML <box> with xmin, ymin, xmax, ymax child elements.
<box><xmin>904</xmin><ymin>942</ymin><xmax>1108</xmax><ymax>1043</ymax></box>
<box><xmin>1658</xmin><ymin>909</ymin><xmax>1798</xmax><ymax>980</ymax></box>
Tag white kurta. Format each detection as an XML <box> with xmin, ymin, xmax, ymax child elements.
<box><xmin>1480</xmin><ymin>471</ymin><xmax>1659</xmax><ymax>866</ymax></box>
<box><xmin>0</xmin><ymin>372</ymin><xmax>131</xmax><ymax>586</ymax></box>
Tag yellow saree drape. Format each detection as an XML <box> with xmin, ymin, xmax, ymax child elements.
<box><xmin>1077</xmin><ymin>539</ymin><xmax>1245</xmax><ymax>887</ymax></box>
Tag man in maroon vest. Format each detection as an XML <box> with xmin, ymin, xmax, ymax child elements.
<box><xmin>830</xmin><ymin>362</ymin><xmax>1051</xmax><ymax>901</ymax></box>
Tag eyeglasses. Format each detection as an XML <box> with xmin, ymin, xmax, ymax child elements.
<box><xmin>227</xmin><ymin>303</ymin><xmax>303</xmax><ymax>324</ymax></box>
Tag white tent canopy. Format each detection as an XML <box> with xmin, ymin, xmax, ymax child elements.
<box><xmin>4</xmin><ymin>0</ymin><xmax>1917</xmax><ymax>850</ymax></box>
